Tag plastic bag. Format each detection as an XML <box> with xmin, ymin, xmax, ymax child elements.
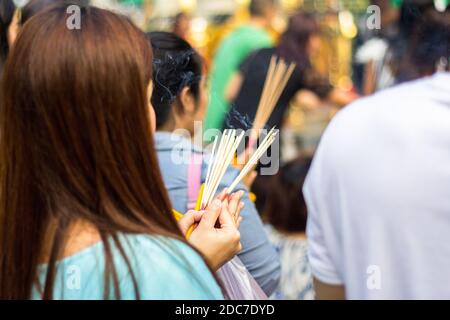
<box><xmin>217</xmin><ymin>256</ymin><xmax>267</xmax><ymax>300</ymax></box>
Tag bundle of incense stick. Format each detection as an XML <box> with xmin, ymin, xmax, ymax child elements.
<box><xmin>200</xmin><ymin>129</ymin><xmax>245</xmax><ymax>209</ymax></box>
<box><xmin>228</xmin><ymin>127</ymin><xmax>277</xmax><ymax>193</ymax></box>
<box><xmin>250</xmin><ymin>56</ymin><xmax>296</xmax><ymax>144</ymax></box>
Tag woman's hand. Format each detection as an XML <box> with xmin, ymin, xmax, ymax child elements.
<box><xmin>178</xmin><ymin>191</ymin><xmax>244</xmax><ymax>270</ymax></box>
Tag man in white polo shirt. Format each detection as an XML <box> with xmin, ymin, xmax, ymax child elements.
<box><xmin>303</xmin><ymin>4</ymin><xmax>450</xmax><ymax>299</ymax></box>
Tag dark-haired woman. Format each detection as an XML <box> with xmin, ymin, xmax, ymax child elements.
<box><xmin>224</xmin><ymin>12</ymin><xmax>357</xmax><ymax>131</ymax></box>
<box><xmin>0</xmin><ymin>5</ymin><xmax>243</xmax><ymax>299</ymax></box>
<box><xmin>149</xmin><ymin>31</ymin><xmax>281</xmax><ymax>296</ymax></box>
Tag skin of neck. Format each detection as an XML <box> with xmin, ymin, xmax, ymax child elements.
<box><xmin>158</xmin><ymin>106</ymin><xmax>193</xmax><ymax>135</ymax></box>
<box><xmin>41</xmin><ymin>219</ymin><xmax>100</xmax><ymax>263</ymax></box>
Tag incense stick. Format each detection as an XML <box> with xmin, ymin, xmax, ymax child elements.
<box><xmin>228</xmin><ymin>128</ymin><xmax>277</xmax><ymax>193</ymax></box>
<box><xmin>251</xmin><ymin>56</ymin><xmax>296</xmax><ymax>139</ymax></box>
<box><xmin>201</xmin><ymin>130</ymin><xmax>245</xmax><ymax>208</ymax></box>
<box><xmin>203</xmin><ymin>136</ymin><xmax>218</xmax><ymax>193</ymax></box>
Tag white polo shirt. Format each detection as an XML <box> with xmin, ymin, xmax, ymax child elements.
<box><xmin>304</xmin><ymin>72</ymin><xmax>450</xmax><ymax>299</ymax></box>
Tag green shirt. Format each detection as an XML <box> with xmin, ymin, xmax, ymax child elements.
<box><xmin>204</xmin><ymin>25</ymin><xmax>273</xmax><ymax>134</ymax></box>
<box><xmin>118</xmin><ymin>0</ymin><xmax>144</xmax><ymax>6</ymax></box>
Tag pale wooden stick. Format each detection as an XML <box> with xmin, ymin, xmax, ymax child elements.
<box><xmin>249</xmin><ymin>128</ymin><xmax>276</xmax><ymax>163</ymax></box>
<box><xmin>201</xmin><ymin>136</ymin><xmax>218</xmax><ymax>205</ymax></box>
<box><xmin>205</xmin><ymin>130</ymin><xmax>235</xmax><ymax>206</ymax></box>
<box><xmin>264</xmin><ymin>60</ymin><xmax>287</xmax><ymax>123</ymax></box>
<box><xmin>202</xmin><ymin>130</ymin><xmax>229</xmax><ymax>207</ymax></box>
<box><xmin>228</xmin><ymin>129</ymin><xmax>278</xmax><ymax>193</ymax></box>
<box><xmin>253</xmin><ymin>55</ymin><xmax>276</xmax><ymax>138</ymax></box>
<box><xmin>228</xmin><ymin>135</ymin><xmax>276</xmax><ymax>193</ymax></box>
<box><xmin>253</xmin><ymin>59</ymin><xmax>278</xmax><ymax>133</ymax></box>
<box><xmin>252</xmin><ymin>58</ymin><xmax>296</xmax><ymax>136</ymax></box>
<box><xmin>268</xmin><ymin>62</ymin><xmax>296</xmax><ymax>116</ymax></box>
<box><xmin>205</xmin><ymin>130</ymin><xmax>231</xmax><ymax>206</ymax></box>
<box><xmin>257</xmin><ymin>64</ymin><xmax>293</xmax><ymax>129</ymax></box>
<box><xmin>254</xmin><ymin>60</ymin><xmax>284</xmax><ymax>131</ymax></box>
<box><xmin>205</xmin><ymin>131</ymin><xmax>245</xmax><ymax>206</ymax></box>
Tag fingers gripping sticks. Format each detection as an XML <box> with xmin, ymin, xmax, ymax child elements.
<box><xmin>200</xmin><ymin>129</ymin><xmax>245</xmax><ymax>209</ymax></box>
<box><xmin>228</xmin><ymin>127</ymin><xmax>277</xmax><ymax>193</ymax></box>
<box><xmin>201</xmin><ymin>128</ymin><xmax>278</xmax><ymax>206</ymax></box>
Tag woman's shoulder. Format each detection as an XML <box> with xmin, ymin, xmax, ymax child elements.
<box><xmin>34</xmin><ymin>234</ymin><xmax>223</xmax><ymax>300</ymax></box>
<box><xmin>119</xmin><ymin>234</ymin><xmax>203</xmax><ymax>270</ymax></box>
<box><xmin>115</xmin><ymin>234</ymin><xmax>223</xmax><ymax>299</ymax></box>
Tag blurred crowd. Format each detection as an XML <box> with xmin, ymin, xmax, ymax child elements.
<box><xmin>0</xmin><ymin>0</ymin><xmax>449</xmax><ymax>300</ymax></box>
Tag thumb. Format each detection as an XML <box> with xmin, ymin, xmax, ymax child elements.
<box><xmin>199</xmin><ymin>199</ymin><xmax>222</xmax><ymax>228</ymax></box>
<box><xmin>178</xmin><ymin>210</ymin><xmax>198</xmax><ymax>235</ymax></box>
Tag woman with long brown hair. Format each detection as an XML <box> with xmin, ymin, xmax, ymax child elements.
<box><xmin>224</xmin><ymin>12</ymin><xmax>357</xmax><ymax>131</ymax></box>
<box><xmin>0</xmin><ymin>4</ymin><xmax>242</xmax><ymax>299</ymax></box>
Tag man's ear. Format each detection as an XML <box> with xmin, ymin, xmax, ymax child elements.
<box><xmin>179</xmin><ymin>86</ymin><xmax>196</xmax><ymax>115</ymax></box>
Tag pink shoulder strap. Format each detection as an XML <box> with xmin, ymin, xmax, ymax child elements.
<box><xmin>187</xmin><ymin>153</ymin><xmax>203</xmax><ymax>210</ymax></box>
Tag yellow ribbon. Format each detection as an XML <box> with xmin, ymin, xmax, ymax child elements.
<box><xmin>172</xmin><ymin>183</ymin><xmax>205</xmax><ymax>238</ymax></box>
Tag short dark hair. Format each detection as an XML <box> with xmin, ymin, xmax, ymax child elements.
<box><xmin>410</xmin><ymin>7</ymin><xmax>450</xmax><ymax>74</ymax></box>
<box><xmin>147</xmin><ymin>31</ymin><xmax>203</xmax><ymax>128</ymax></box>
<box><xmin>249</xmin><ymin>0</ymin><xmax>276</xmax><ymax>17</ymax></box>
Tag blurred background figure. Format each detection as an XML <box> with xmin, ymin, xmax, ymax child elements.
<box><xmin>7</xmin><ymin>0</ymin><xmax>90</xmax><ymax>32</ymax></box>
<box><xmin>172</xmin><ymin>11</ymin><xmax>191</xmax><ymax>41</ymax></box>
<box><xmin>305</xmin><ymin>1</ymin><xmax>450</xmax><ymax>299</ymax></box>
<box><xmin>224</xmin><ymin>12</ymin><xmax>357</xmax><ymax>133</ymax></box>
<box><xmin>0</xmin><ymin>0</ymin><xmax>17</xmax><ymax>73</ymax></box>
<box><xmin>352</xmin><ymin>0</ymin><xmax>400</xmax><ymax>95</ymax></box>
<box><xmin>203</xmin><ymin>0</ymin><xmax>278</xmax><ymax>135</ymax></box>
<box><xmin>353</xmin><ymin>0</ymin><xmax>449</xmax><ymax>95</ymax></box>
<box><xmin>389</xmin><ymin>0</ymin><xmax>448</xmax><ymax>81</ymax></box>
<box><xmin>149</xmin><ymin>31</ymin><xmax>281</xmax><ymax>295</ymax></box>
<box><xmin>20</xmin><ymin>0</ymin><xmax>65</xmax><ymax>24</ymax></box>
<box><xmin>252</xmin><ymin>155</ymin><xmax>314</xmax><ymax>300</ymax></box>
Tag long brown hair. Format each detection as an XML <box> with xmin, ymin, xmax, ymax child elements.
<box><xmin>0</xmin><ymin>4</ymin><xmax>198</xmax><ymax>299</ymax></box>
<box><xmin>276</xmin><ymin>12</ymin><xmax>319</xmax><ymax>69</ymax></box>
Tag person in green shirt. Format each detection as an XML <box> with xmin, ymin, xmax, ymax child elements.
<box><xmin>204</xmin><ymin>0</ymin><xmax>277</xmax><ymax>134</ymax></box>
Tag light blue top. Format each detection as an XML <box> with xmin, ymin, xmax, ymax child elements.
<box><xmin>155</xmin><ymin>131</ymin><xmax>281</xmax><ymax>296</ymax></box>
<box><xmin>32</xmin><ymin>234</ymin><xmax>223</xmax><ymax>300</ymax></box>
